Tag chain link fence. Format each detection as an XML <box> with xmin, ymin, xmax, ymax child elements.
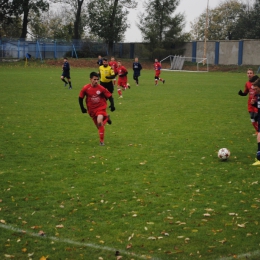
<box><xmin>0</xmin><ymin>38</ymin><xmax>152</xmax><ymax>61</ymax></box>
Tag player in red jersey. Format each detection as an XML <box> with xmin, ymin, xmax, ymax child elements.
<box><xmin>238</xmin><ymin>69</ymin><xmax>258</xmax><ymax>134</ymax></box>
<box><xmin>154</xmin><ymin>58</ymin><xmax>165</xmax><ymax>85</ymax></box>
<box><xmin>116</xmin><ymin>60</ymin><xmax>130</xmax><ymax>98</ymax></box>
<box><xmin>78</xmin><ymin>72</ymin><xmax>115</xmax><ymax>146</ymax></box>
<box><xmin>108</xmin><ymin>56</ymin><xmax>118</xmax><ymax>86</ymax></box>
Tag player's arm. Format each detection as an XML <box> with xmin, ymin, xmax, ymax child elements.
<box><xmin>119</xmin><ymin>69</ymin><xmax>128</xmax><ymax>77</ymax></box>
<box><xmin>238</xmin><ymin>90</ymin><xmax>247</xmax><ymax>96</ymax></box>
<box><xmin>238</xmin><ymin>84</ymin><xmax>248</xmax><ymax>96</ymax></box>
<box><xmin>105</xmin><ymin>68</ymin><xmax>116</xmax><ymax>79</ymax></box>
<box><xmin>108</xmin><ymin>96</ymin><xmax>115</xmax><ymax>111</ymax></box>
<box><xmin>78</xmin><ymin>97</ymin><xmax>87</xmax><ymax>113</ymax></box>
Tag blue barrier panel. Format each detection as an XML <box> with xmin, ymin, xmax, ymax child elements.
<box><xmin>238</xmin><ymin>40</ymin><xmax>243</xmax><ymax>65</ymax></box>
<box><xmin>192</xmin><ymin>41</ymin><xmax>197</xmax><ymax>62</ymax></box>
<box><xmin>215</xmin><ymin>41</ymin><xmax>219</xmax><ymax>65</ymax></box>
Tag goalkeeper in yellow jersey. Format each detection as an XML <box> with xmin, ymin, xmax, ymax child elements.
<box><xmin>99</xmin><ymin>58</ymin><xmax>116</xmax><ymax>94</ymax></box>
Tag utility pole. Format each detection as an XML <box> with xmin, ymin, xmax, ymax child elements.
<box><xmin>203</xmin><ymin>0</ymin><xmax>209</xmax><ymax>65</ymax></box>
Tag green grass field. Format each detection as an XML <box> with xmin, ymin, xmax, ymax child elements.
<box><xmin>1</xmin><ymin>62</ymin><xmax>260</xmax><ymax>260</ymax></box>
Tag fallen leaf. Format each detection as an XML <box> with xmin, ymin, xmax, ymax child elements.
<box><xmin>148</xmin><ymin>236</ymin><xmax>157</xmax><ymax>240</ymax></box>
<box><xmin>128</xmin><ymin>233</ymin><xmax>134</xmax><ymax>241</ymax></box>
<box><xmin>4</xmin><ymin>255</ymin><xmax>15</xmax><ymax>258</ymax></box>
<box><xmin>0</xmin><ymin>219</ymin><xmax>6</xmax><ymax>224</ymax></box>
<box><xmin>126</xmin><ymin>243</ymin><xmax>132</xmax><ymax>249</ymax></box>
<box><xmin>219</xmin><ymin>238</ymin><xmax>227</xmax><ymax>244</ymax></box>
<box><xmin>237</xmin><ymin>223</ymin><xmax>246</xmax><ymax>228</ymax></box>
<box><xmin>56</xmin><ymin>224</ymin><xmax>64</xmax><ymax>228</ymax></box>
<box><xmin>38</xmin><ymin>231</ymin><xmax>45</xmax><ymax>236</ymax></box>
<box><xmin>22</xmin><ymin>248</ymin><xmax>27</xmax><ymax>252</ymax></box>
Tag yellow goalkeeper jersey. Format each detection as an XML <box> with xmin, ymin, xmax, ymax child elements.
<box><xmin>99</xmin><ymin>65</ymin><xmax>115</xmax><ymax>83</ymax></box>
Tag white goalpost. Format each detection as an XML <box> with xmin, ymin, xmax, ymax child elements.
<box><xmin>160</xmin><ymin>55</ymin><xmax>209</xmax><ymax>72</ymax></box>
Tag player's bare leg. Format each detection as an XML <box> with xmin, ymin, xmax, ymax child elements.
<box><xmin>97</xmin><ymin>115</ymin><xmax>105</xmax><ymax>145</ymax></box>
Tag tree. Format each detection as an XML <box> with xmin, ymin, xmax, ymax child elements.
<box><xmin>15</xmin><ymin>0</ymin><xmax>49</xmax><ymax>38</ymax></box>
<box><xmin>232</xmin><ymin>0</ymin><xmax>260</xmax><ymax>39</ymax></box>
<box><xmin>137</xmin><ymin>0</ymin><xmax>185</xmax><ymax>57</ymax></box>
<box><xmin>28</xmin><ymin>8</ymin><xmax>74</xmax><ymax>40</ymax></box>
<box><xmin>86</xmin><ymin>0</ymin><xmax>137</xmax><ymax>54</ymax></box>
<box><xmin>0</xmin><ymin>0</ymin><xmax>22</xmax><ymax>37</ymax></box>
<box><xmin>50</xmin><ymin>0</ymin><xmax>87</xmax><ymax>40</ymax></box>
<box><xmin>190</xmin><ymin>0</ymin><xmax>243</xmax><ymax>40</ymax></box>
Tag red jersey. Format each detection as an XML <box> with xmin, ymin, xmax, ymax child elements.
<box><xmin>117</xmin><ymin>66</ymin><xmax>128</xmax><ymax>79</ymax></box>
<box><xmin>117</xmin><ymin>65</ymin><xmax>128</xmax><ymax>87</ymax></box>
<box><xmin>243</xmin><ymin>81</ymin><xmax>258</xmax><ymax>112</ymax></box>
<box><xmin>154</xmin><ymin>62</ymin><xmax>161</xmax><ymax>71</ymax></box>
<box><xmin>109</xmin><ymin>61</ymin><xmax>118</xmax><ymax>73</ymax></box>
<box><xmin>79</xmin><ymin>84</ymin><xmax>111</xmax><ymax>118</ymax></box>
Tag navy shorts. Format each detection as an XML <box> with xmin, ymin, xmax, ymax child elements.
<box><xmin>61</xmin><ymin>71</ymin><xmax>70</xmax><ymax>79</ymax></box>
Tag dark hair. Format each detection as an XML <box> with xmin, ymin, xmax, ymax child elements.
<box><xmin>102</xmin><ymin>58</ymin><xmax>107</xmax><ymax>61</ymax></box>
<box><xmin>249</xmin><ymin>75</ymin><xmax>259</xmax><ymax>83</ymax></box>
<box><xmin>253</xmin><ymin>78</ymin><xmax>260</xmax><ymax>87</ymax></box>
<box><xmin>64</xmin><ymin>57</ymin><xmax>67</xmax><ymax>60</ymax></box>
<box><xmin>90</xmin><ymin>72</ymin><xmax>99</xmax><ymax>78</ymax></box>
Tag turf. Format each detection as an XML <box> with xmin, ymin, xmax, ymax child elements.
<box><xmin>1</xmin><ymin>63</ymin><xmax>260</xmax><ymax>260</ymax></box>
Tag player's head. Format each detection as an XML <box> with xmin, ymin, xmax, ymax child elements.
<box><xmin>90</xmin><ymin>72</ymin><xmax>99</xmax><ymax>86</ymax></box>
<box><xmin>155</xmin><ymin>58</ymin><xmax>158</xmax><ymax>62</ymax></box>
<box><xmin>102</xmin><ymin>58</ymin><xmax>108</xmax><ymax>67</ymax></box>
<box><xmin>63</xmin><ymin>57</ymin><xmax>68</xmax><ymax>61</ymax></box>
<box><xmin>98</xmin><ymin>55</ymin><xmax>102</xmax><ymax>59</ymax></box>
<box><xmin>134</xmin><ymin>57</ymin><xmax>139</xmax><ymax>62</ymax></box>
<box><xmin>253</xmin><ymin>78</ymin><xmax>260</xmax><ymax>94</ymax></box>
<box><xmin>110</xmin><ymin>56</ymin><xmax>115</xmax><ymax>61</ymax></box>
<box><xmin>117</xmin><ymin>60</ymin><xmax>121</xmax><ymax>66</ymax></box>
<box><xmin>247</xmin><ymin>68</ymin><xmax>254</xmax><ymax>79</ymax></box>
<box><xmin>249</xmin><ymin>75</ymin><xmax>259</xmax><ymax>83</ymax></box>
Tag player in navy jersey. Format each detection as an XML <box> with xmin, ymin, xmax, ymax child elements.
<box><xmin>97</xmin><ymin>55</ymin><xmax>103</xmax><ymax>66</ymax></box>
<box><xmin>133</xmin><ymin>57</ymin><xmax>142</xmax><ymax>86</ymax></box>
<box><xmin>61</xmin><ymin>57</ymin><xmax>72</xmax><ymax>89</ymax></box>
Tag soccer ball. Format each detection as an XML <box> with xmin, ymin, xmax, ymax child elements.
<box><xmin>218</xmin><ymin>148</ymin><xmax>230</xmax><ymax>160</ymax></box>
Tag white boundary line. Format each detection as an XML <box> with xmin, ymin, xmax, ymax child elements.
<box><xmin>0</xmin><ymin>223</ymin><xmax>162</xmax><ymax>260</ymax></box>
<box><xmin>161</xmin><ymin>69</ymin><xmax>208</xmax><ymax>73</ymax></box>
<box><xmin>2</xmin><ymin>223</ymin><xmax>259</xmax><ymax>260</ymax></box>
<box><xmin>217</xmin><ymin>250</ymin><xmax>260</xmax><ymax>260</ymax></box>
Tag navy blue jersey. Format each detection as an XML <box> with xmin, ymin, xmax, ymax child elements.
<box><xmin>97</xmin><ymin>59</ymin><xmax>103</xmax><ymax>66</ymax></box>
<box><xmin>63</xmin><ymin>61</ymin><xmax>70</xmax><ymax>71</ymax></box>
<box><xmin>133</xmin><ymin>62</ymin><xmax>142</xmax><ymax>72</ymax></box>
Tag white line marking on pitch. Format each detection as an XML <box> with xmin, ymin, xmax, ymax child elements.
<box><xmin>217</xmin><ymin>250</ymin><xmax>260</xmax><ymax>260</ymax></box>
<box><xmin>0</xmin><ymin>223</ymin><xmax>162</xmax><ymax>260</ymax></box>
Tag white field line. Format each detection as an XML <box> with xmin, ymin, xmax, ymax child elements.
<box><xmin>0</xmin><ymin>223</ymin><xmax>162</xmax><ymax>260</ymax></box>
<box><xmin>217</xmin><ymin>250</ymin><xmax>260</xmax><ymax>260</ymax></box>
<box><xmin>2</xmin><ymin>223</ymin><xmax>259</xmax><ymax>260</ymax></box>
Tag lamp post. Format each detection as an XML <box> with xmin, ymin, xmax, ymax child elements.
<box><xmin>203</xmin><ymin>0</ymin><xmax>209</xmax><ymax>65</ymax></box>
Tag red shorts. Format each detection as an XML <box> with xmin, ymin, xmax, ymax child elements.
<box><xmin>118</xmin><ymin>78</ymin><xmax>127</xmax><ymax>87</ymax></box>
<box><xmin>155</xmin><ymin>70</ymin><xmax>160</xmax><ymax>77</ymax></box>
<box><xmin>89</xmin><ymin>109</ymin><xmax>107</xmax><ymax>120</ymax></box>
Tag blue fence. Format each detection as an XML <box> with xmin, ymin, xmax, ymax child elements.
<box><xmin>0</xmin><ymin>39</ymin><xmax>112</xmax><ymax>60</ymax></box>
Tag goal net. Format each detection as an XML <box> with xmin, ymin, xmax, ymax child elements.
<box><xmin>160</xmin><ymin>55</ymin><xmax>208</xmax><ymax>72</ymax></box>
